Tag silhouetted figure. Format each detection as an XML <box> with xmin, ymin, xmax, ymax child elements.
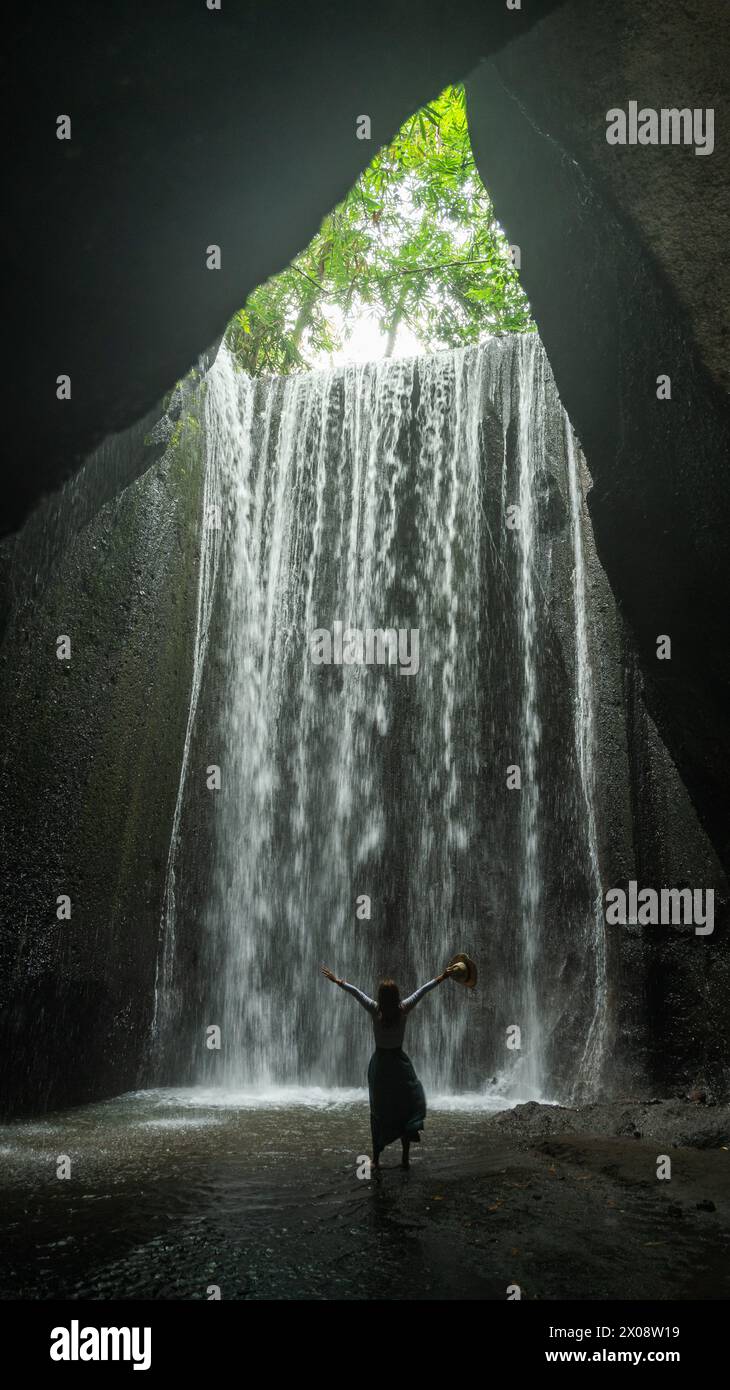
<box><xmin>320</xmin><ymin>964</ymin><xmax>455</xmax><ymax>1168</ymax></box>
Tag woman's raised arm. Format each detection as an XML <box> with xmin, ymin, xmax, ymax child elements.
<box><xmin>320</xmin><ymin>965</ymin><xmax>376</xmax><ymax>1013</ymax></box>
<box><xmin>401</xmin><ymin>967</ymin><xmax>454</xmax><ymax>1013</ymax></box>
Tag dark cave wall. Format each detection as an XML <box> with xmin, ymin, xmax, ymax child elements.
<box><xmin>581</xmin><ymin>486</ymin><xmax>729</xmax><ymax>1100</ymax></box>
<box><xmin>618</xmin><ymin>648</ymin><xmax>730</xmax><ymax>1099</ymax></box>
<box><xmin>529</xmin><ymin>428</ymin><xmax>729</xmax><ymax>1099</ymax></box>
<box><xmin>0</xmin><ymin>412</ymin><xmax>206</xmax><ymax>1116</ymax></box>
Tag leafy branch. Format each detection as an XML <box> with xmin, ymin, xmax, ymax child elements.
<box><xmin>226</xmin><ymin>84</ymin><xmax>533</xmax><ymax>375</ymax></box>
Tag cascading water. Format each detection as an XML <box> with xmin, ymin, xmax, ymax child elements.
<box><xmin>156</xmin><ymin>334</ymin><xmax>609</xmax><ymax>1102</ymax></box>
<box><xmin>513</xmin><ymin>339</ymin><xmax>547</xmax><ymax>1099</ymax></box>
<box><xmin>150</xmin><ymin>374</ymin><xmax>235</xmax><ymax>1049</ymax></box>
<box><xmin>565</xmin><ymin>421</ymin><xmax>609</xmax><ymax>1094</ymax></box>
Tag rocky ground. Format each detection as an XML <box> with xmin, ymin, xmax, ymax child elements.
<box><xmin>0</xmin><ymin>1091</ymin><xmax>727</xmax><ymax>1300</ymax></box>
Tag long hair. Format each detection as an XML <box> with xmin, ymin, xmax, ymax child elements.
<box><xmin>377</xmin><ymin>979</ymin><xmax>401</xmax><ymax>1028</ymax></box>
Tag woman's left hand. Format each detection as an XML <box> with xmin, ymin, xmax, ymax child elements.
<box><xmin>320</xmin><ymin>965</ymin><xmax>340</xmax><ymax>985</ymax></box>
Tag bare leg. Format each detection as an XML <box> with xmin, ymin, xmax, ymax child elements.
<box><xmin>401</xmin><ymin>1139</ymin><xmax>410</xmax><ymax>1169</ymax></box>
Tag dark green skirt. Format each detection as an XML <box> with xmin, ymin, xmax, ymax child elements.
<box><xmin>368</xmin><ymin>1047</ymin><xmax>427</xmax><ymax>1153</ymax></box>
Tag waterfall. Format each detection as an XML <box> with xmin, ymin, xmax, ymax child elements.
<box><xmin>513</xmin><ymin>337</ymin><xmax>547</xmax><ymax>1099</ymax></box>
<box><xmin>151</xmin><ymin>369</ymin><xmax>245</xmax><ymax>1049</ymax></box>
<box><xmin>155</xmin><ymin>335</ymin><xmax>610</xmax><ymax>1102</ymax></box>
<box><xmin>565</xmin><ymin>420</ymin><xmax>609</xmax><ymax>1094</ymax></box>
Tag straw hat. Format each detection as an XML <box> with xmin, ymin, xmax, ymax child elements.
<box><xmin>447</xmin><ymin>952</ymin><xmax>477</xmax><ymax>988</ymax></box>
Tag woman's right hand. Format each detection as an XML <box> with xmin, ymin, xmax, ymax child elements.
<box><xmin>320</xmin><ymin>965</ymin><xmax>341</xmax><ymax>986</ymax></box>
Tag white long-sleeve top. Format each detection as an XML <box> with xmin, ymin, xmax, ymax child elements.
<box><xmin>339</xmin><ymin>977</ymin><xmax>441</xmax><ymax>1049</ymax></box>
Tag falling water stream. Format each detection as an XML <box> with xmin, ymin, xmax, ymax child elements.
<box><xmin>565</xmin><ymin>420</ymin><xmax>609</xmax><ymax>1090</ymax></box>
<box><xmin>152</xmin><ymin>378</ymin><xmax>234</xmax><ymax>1047</ymax></box>
<box><xmin>156</xmin><ymin>334</ymin><xmax>608</xmax><ymax>1104</ymax></box>
<box><xmin>513</xmin><ymin>339</ymin><xmax>546</xmax><ymax>1098</ymax></box>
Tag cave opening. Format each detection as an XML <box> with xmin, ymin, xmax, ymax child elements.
<box><xmin>221</xmin><ymin>83</ymin><xmax>534</xmax><ymax>376</ymax></box>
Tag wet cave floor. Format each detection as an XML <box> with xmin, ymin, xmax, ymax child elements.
<box><xmin>0</xmin><ymin>1090</ymin><xmax>728</xmax><ymax>1301</ymax></box>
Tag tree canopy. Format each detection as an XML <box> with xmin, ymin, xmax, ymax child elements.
<box><xmin>226</xmin><ymin>85</ymin><xmax>534</xmax><ymax>376</ymax></box>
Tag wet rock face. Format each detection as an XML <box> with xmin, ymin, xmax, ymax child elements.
<box><xmin>0</xmin><ymin>417</ymin><xmax>206</xmax><ymax>1117</ymax></box>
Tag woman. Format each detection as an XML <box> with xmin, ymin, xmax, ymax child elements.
<box><xmin>320</xmin><ymin>963</ymin><xmax>455</xmax><ymax>1169</ymax></box>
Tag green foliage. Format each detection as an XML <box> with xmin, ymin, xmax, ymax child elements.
<box><xmin>226</xmin><ymin>85</ymin><xmax>534</xmax><ymax>376</ymax></box>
